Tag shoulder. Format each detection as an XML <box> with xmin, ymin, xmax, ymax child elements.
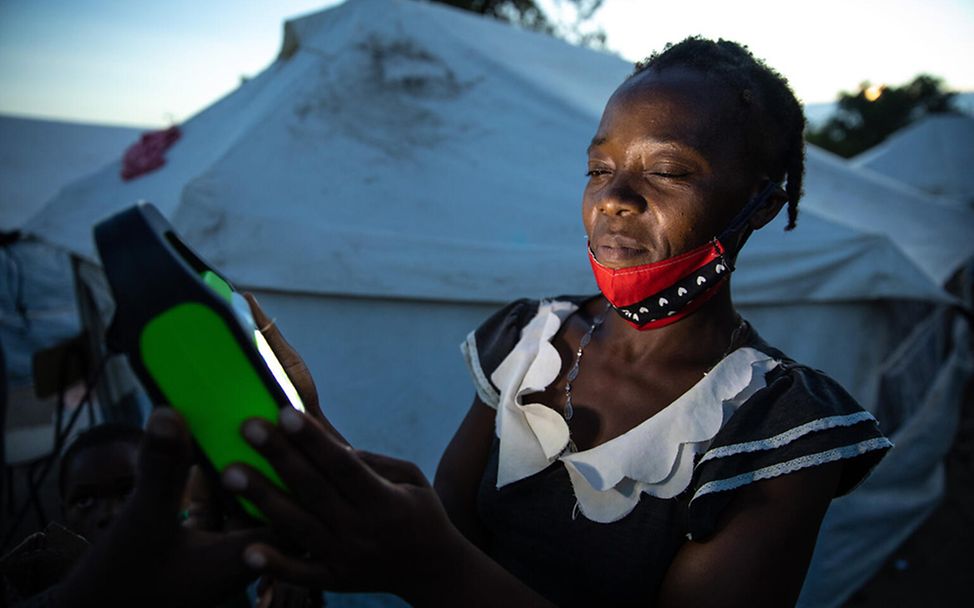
<box><xmin>460</xmin><ymin>295</ymin><xmax>593</xmax><ymax>408</ymax></box>
<box><xmin>687</xmin><ymin>334</ymin><xmax>892</xmax><ymax>540</ymax></box>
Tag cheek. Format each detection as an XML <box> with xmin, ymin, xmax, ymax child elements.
<box><xmin>581</xmin><ymin>190</ymin><xmax>597</xmax><ymax>237</ymax></box>
<box><xmin>64</xmin><ymin>506</ymin><xmax>91</xmax><ymax>529</ymax></box>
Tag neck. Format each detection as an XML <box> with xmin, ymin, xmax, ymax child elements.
<box><xmin>597</xmin><ymin>282</ymin><xmax>741</xmax><ymax>366</ymax></box>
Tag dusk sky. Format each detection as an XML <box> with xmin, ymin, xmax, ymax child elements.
<box><xmin>1</xmin><ymin>0</ymin><xmax>971</xmax><ymax>127</ymax></box>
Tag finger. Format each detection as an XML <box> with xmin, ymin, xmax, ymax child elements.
<box><xmin>244</xmin><ymin>291</ymin><xmax>272</xmax><ymax>333</ymax></box>
<box><xmin>243</xmin><ymin>543</ymin><xmax>338</xmax><ymax>590</ymax></box>
<box><xmin>174</xmin><ymin>527</ymin><xmax>281</xmax><ymax>607</ymax></box>
<box><xmin>240</xmin><ymin>418</ymin><xmax>341</xmax><ymax>521</ymax></box>
<box><xmin>223</xmin><ymin>462</ymin><xmax>335</xmax><ymax>554</ymax></box>
<box><xmin>244</xmin><ymin>292</ymin><xmax>322</xmax><ymax>415</ymax></box>
<box><xmin>98</xmin><ymin>408</ymin><xmax>192</xmax><ymax>557</ymax></box>
<box><xmin>204</xmin><ymin>526</ymin><xmax>282</xmax><ymax>565</ymax></box>
<box><xmin>358</xmin><ymin>450</ymin><xmax>429</xmax><ymax>487</ymax></box>
<box><xmin>277</xmin><ymin>407</ymin><xmax>387</xmax><ymax>504</ymax></box>
<box><xmin>132</xmin><ymin>407</ymin><xmax>193</xmax><ymax>516</ymax></box>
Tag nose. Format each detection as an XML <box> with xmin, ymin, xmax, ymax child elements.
<box><xmin>95</xmin><ymin>497</ymin><xmax>127</xmax><ymax>529</ymax></box>
<box><xmin>596</xmin><ymin>176</ymin><xmax>646</xmax><ymax>217</ymax></box>
<box><xmin>93</xmin><ymin>501</ymin><xmax>113</xmax><ymax>530</ymax></box>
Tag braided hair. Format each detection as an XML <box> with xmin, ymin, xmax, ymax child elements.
<box><xmin>633</xmin><ymin>37</ymin><xmax>806</xmax><ymax>230</ymax></box>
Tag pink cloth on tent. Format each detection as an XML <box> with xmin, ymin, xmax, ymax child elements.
<box><xmin>120</xmin><ymin>126</ymin><xmax>181</xmax><ymax>180</ymax></box>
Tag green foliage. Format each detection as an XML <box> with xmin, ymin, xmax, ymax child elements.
<box><xmin>433</xmin><ymin>0</ymin><xmax>607</xmax><ymax>48</ymax></box>
<box><xmin>806</xmin><ymin>74</ymin><xmax>959</xmax><ymax>158</ymax></box>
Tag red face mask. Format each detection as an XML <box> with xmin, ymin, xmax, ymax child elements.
<box><xmin>589</xmin><ymin>239</ymin><xmax>730</xmax><ymax>330</ymax></box>
<box><xmin>589</xmin><ymin>181</ymin><xmax>782</xmax><ymax>330</ymax></box>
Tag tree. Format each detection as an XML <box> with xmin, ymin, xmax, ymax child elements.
<box><xmin>433</xmin><ymin>0</ymin><xmax>607</xmax><ymax>48</ymax></box>
<box><xmin>806</xmin><ymin>74</ymin><xmax>959</xmax><ymax>158</ymax></box>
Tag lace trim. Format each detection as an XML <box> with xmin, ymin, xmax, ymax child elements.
<box><xmin>690</xmin><ymin>436</ymin><xmax>893</xmax><ymax>503</ymax></box>
<box><xmin>461</xmin><ymin>332</ymin><xmax>499</xmax><ymax>408</ymax></box>
<box><xmin>696</xmin><ymin>411</ymin><xmax>879</xmax><ymax>466</ymax></box>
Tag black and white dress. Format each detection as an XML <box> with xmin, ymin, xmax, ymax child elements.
<box><xmin>461</xmin><ymin>296</ymin><xmax>892</xmax><ymax>607</ymax></box>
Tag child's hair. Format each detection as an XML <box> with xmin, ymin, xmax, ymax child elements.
<box><xmin>633</xmin><ymin>37</ymin><xmax>806</xmax><ymax>230</ymax></box>
<box><xmin>58</xmin><ymin>423</ymin><xmax>144</xmax><ymax>498</ymax></box>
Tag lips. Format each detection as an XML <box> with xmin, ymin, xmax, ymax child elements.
<box><xmin>592</xmin><ymin>234</ymin><xmax>650</xmax><ymax>265</ymax></box>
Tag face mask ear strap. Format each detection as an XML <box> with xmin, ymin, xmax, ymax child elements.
<box><xmin>717</xmin><ymin>180</ymin><xmax>784</xmax><ymax>257</ymax></box>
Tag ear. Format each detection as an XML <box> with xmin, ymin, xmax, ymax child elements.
<box><xmin>748</xmin><ymin>184</ymin><xmax>788</xmax><ymax>231</ymax></box>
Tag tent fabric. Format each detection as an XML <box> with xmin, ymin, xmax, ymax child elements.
<box><xmin>0</xmin><ymin>116</ymin><xmax>141</xmax><ymax>232</ymax></box>
<box><xmin>851</xmin><ymin>114</ymin><xmax>974</xmax><ymax>207</ymax></box>
<box><xmin>737</xmin><ymin>298</ymin><xmax>933</xmax><ymax>408</ymax></box>
<box><xmin>802</xmin><ymin>145</ymin><xmax>974</xmax><ymax>286</ymax></box>
<box><xmin>0</xmin><ymin>240</ymin><xmax>77</xmax><ymax>384</ymax></box>
<box><xmin>0</xmin><ymin>115</ymin><xmax>142</xmax><ymax>386</ymax></box>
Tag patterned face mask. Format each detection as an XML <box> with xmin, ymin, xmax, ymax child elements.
<box><xmin>589</xmin><ymin>181</ymin><xmax>783</xmax><ymax>330</ymax></box>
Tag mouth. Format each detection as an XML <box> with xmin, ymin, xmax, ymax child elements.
<box><xmin>592</xmin><ymin>235</ymin><xmax>651</xmax><ymax>266</ymax></box>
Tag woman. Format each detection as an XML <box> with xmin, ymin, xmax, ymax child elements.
<box><xmin>224</xmin><ymin>38</ymin><xmax>891</xmax><ymax>607</ymax></box>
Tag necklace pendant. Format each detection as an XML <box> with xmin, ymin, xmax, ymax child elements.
<box><xmin>564</xmin><ymin>400</ymin><xmax>574</xmax><ymax>421</ymax></box>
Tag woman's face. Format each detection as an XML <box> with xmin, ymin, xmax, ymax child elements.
<box><xmin>583</xmin><ymin>67</ymin><xmax>758</xmax><ymax>269</ymax></box>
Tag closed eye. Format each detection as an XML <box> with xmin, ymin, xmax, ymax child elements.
<box><xmin>72</xmin><ymin>495</ymin><xmax>95</xmax><ymax>510</ymax></box>
<box><xmin>646</xmin><ymin>163</ymin><xmax>692</xmax><ymax>179</ymax></box>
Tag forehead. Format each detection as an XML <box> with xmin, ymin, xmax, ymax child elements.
<box><xmin>593</xmin><ymin>67</ymin><xmax>746</xmax><ymax>161</ymax></box>
<box><xmin>63</xmin><ymin>441</ymin><xmax>139</xmax><ymax>489</ymax></box>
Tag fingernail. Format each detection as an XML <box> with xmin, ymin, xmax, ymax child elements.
<box><xmin>222</xmin><ymin>467</ymin><xmax>248</xmax><ymax>491</ymax></box>
<box><xmin>279</xmin><ymin>407</ymin><xmax>303</xmax><ymax>433</ymax></box>
<box><xmin>242</xmin><ymin>420</ymin><xmax>268</xmax><ymax>446</ymax></box>
<box><xmin>244</xmin><ymin>548</ymin><xmax>266</xmax><ymax>570</ymax></box>
<box><xmin>147</xmin><ymin>408</ymin><xmax>180</xmax><ymax>439</ymax></box>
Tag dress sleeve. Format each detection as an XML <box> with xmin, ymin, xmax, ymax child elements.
<box><xmin>460</xmin><ymin>298</ymin><xmax>540</xmax><ymax>409</ymax></box>
<box><xmin>687</xmin><ymin>362</ymin><xmax>893</xmax><ymax>540</ymax></box>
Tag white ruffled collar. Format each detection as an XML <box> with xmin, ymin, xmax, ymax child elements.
<box><xmin>490</xmin><ymin>299</ymin><xmax>779</xmax><ymax>523</ymax></box>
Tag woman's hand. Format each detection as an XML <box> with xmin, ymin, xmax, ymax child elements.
<box><xmin>225</xmin><ymin>409</ymin><xmax>555</xmax><ymax>607</ymax></box>
<box><xmin>244</xmin><ymin>293</ymin><xmax>346</xmax><ymax>443</ymax></box>
<box><xmin>222</xmin><ymin>408</ymin><xmax>463</xmax><ymax>602</ymax></box>
<box><xmin>52</xmin><ymin>408</ymin><xmax>276</xmax><ymax>608</ymax></box>
<box><xmin>256</xmin><ymin>577</ymin><xmax>324</xmax><ymax>608</ymax></box>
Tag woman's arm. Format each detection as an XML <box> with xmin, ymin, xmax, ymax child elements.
<box><xmin>433</xmin><ymin>397</ymin><xmax>496</xmax><ymax>548</ymax></box>
<box><xmin>658</xmin><ymin>461</ymin><xmax>843</xmax><ymax>608</ymax></box>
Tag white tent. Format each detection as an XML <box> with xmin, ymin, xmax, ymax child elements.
<box><xmin>1</xmin><ymin>116</ymin><xmax>141</xmax><ymax>385</ymax></box>
<box><xmin>18</xmin><ymin>0</ymin><xmax>969</xmax><ymax>605</ymax></box>
<box><xmin>851</xmin><ymin>114</ymin><xmax>974</xmax><ymax>207</ymax></box>
<box><xmin>804</xmin><ymin>144</ymin><xmax>974</xmax><ymax>286</ymax></box>
<box><xmin>0</xmin><ymin>115</ymin><xmax>141</xmax><ymax>232</ymax></box>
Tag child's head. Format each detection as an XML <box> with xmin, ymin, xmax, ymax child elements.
<box><xmin>59</xmin><ymin>423</ymin><xmax>144</xmax><ymax>543</ymax></box>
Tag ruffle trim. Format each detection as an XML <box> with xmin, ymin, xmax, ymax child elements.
<box><xmin>489</xmin><ymin>299</ymin><xmax>780</xmax><ymax>523</ymax></box>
